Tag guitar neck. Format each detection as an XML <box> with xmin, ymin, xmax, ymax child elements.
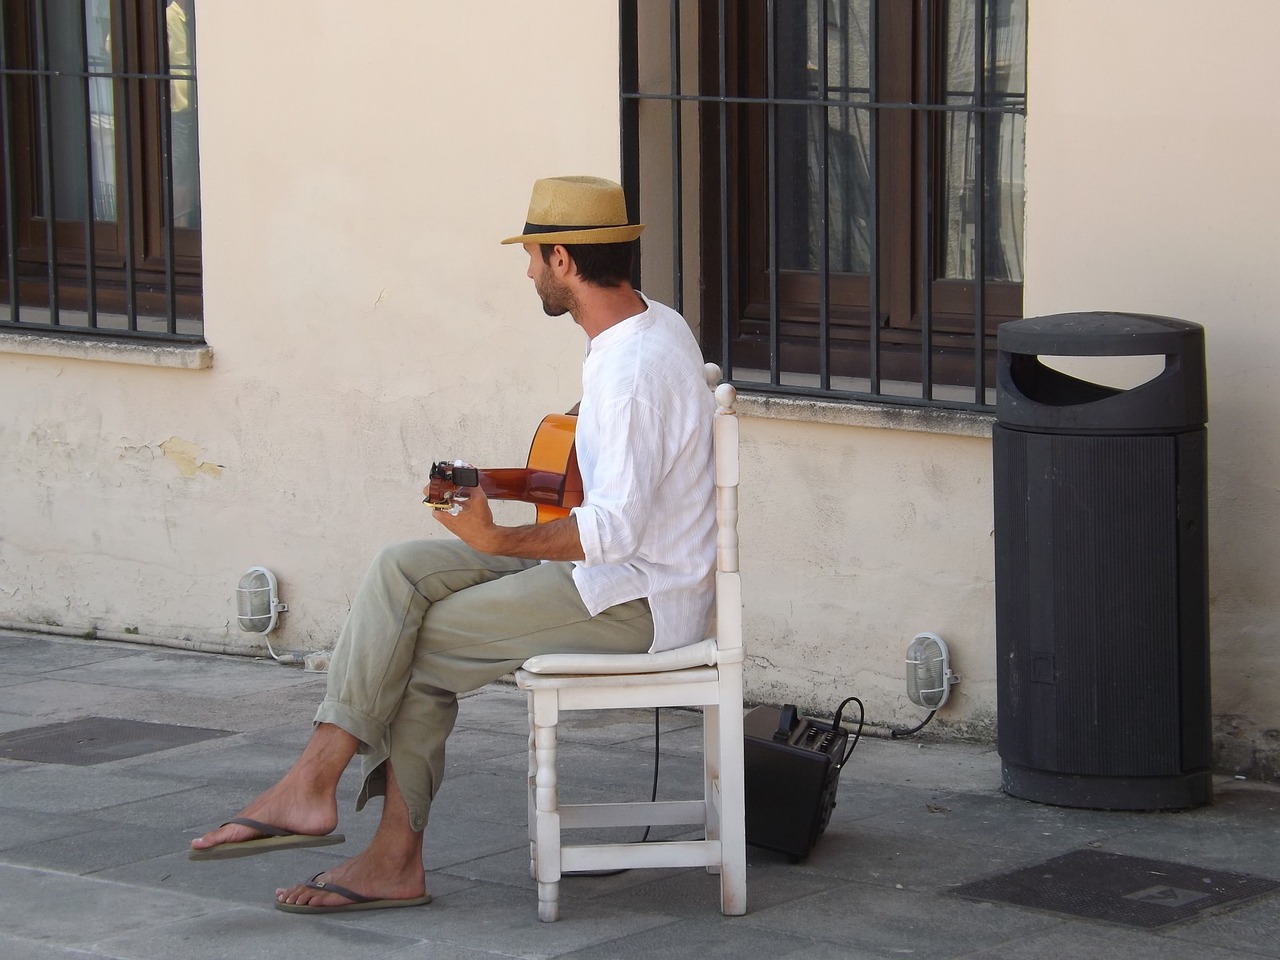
<box><xmin>477</xmin><ymin>468</ymin><xmax>575</xmax><ymax>508</ymax></box>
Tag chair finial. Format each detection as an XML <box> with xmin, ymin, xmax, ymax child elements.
<box><xmin>715</xmin><ymin>381</ymin><xmax>736</xmax><ymax>411</ymax></box>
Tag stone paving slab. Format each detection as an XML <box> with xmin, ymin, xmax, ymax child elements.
<box><xmin>2</xmin><ymin>632</ymin><xmax>1279</xmax><ymax>960</ymax></box>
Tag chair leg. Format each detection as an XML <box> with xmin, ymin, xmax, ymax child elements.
<box><xmin>531</xmin><ymin>692</ymin><xmax>561</xmax><ymax>922</ymax></box>
<box><xmin>702</xmin><ymin>704</ymin><xmax>722</xmax><ymax>875</ymax></box>
<box><xmin>527</xmin><ymin>696</ymin><xmax>537</xmax><ymax>880</ymax></box>
<box><xmin>716</xmin><ymin>691</ymin><xmax>748</xmax><ymax>916</ymax></box>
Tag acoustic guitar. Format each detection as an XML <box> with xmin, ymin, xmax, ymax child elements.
<box><xmin>424</xmin><ymin>414</ymin><xmax>583</xmax><ymax>523</ymax></box>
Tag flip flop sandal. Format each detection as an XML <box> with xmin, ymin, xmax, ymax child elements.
<box><xmin>188</xmin><ymin>817</ymin><xmax>345</xmax><ymax>861</ymax></box>
<box><xmin>274</xmin><ymin>872</ymin><xmax>433</xmax><ymax>914</ymax></box>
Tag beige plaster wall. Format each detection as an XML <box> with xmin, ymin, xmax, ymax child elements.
<box><xmin>735</xmin><ymin>410</ymin><xmax>997</xmax><ymax>737</ymax></box>
<box><xmin>0</xmin><ymin>0</ymin><xmax>625</xmax><ymax>650</ymax></box>
<box><xmin>2</xmin><ymin>1</ymin><xmax>1277</xmax><ymax>775</ymax></box>
<box><xmin>1023</xmin><ymin>1</ymin><xmax>1280</xmax><ymax>773</ymax></box>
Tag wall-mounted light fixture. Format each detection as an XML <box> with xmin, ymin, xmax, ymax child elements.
<box><xmin>905</xmin><ymin>631</ymin><xmax>960</xmax><ymax>710</ymax></box>
<box><xmin>236</xmin><ymin>566</ymin><xmax>288</xmax><ymax>634</ymax></box>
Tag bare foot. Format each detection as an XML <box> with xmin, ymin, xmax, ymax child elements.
<box><xmin>274</xmin><ymin>844</ymin><xmax>427</xmax><ymax>909</ymax></box>
<box><xmin>276</xmin><ymin>759</ymin><xmax>426</xmax><ymax>909</ymax></box>
<box><xmin>191</xmin><ymin>723</ymin><xmax>356</xmax><ymax>853</ymax></box>
<box><xmin>190</xmin><ymin>776</ymin><xmax>339</xmax><ymax>851</ymax></box>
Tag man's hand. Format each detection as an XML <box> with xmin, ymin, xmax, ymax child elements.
<box><xmin>433</xmin><ymin>484</ymin><xmax>496</xmax><ymax>549</ymax></box>
<box><xmin>434</xmin><ymin>484</ymin><xmax>586</xmax><ymax>561</ymax></box>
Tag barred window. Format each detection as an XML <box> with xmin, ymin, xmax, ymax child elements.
<box><xmin>1</xmin><ymin>0</ymin><xmax>202</xmax><ymax>341</ymax></box>
<box><xmin>622</xmin><ymin>0</ymin><xmax>1027</xmax><ymax>409</ymax></box>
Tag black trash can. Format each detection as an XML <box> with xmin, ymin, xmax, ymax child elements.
<box><xmin>993</xmin><ymin>312</ymin><xmax>1210</xmax><ymax>810</ymax></box>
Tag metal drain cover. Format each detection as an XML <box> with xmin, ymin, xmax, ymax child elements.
<box><xmin>952</xmin><ymin>849</ymin><xmax>1279</xmax><ymax>928</ymax></box>
<box><xmin>0</xmin><ymin>717</ymin><xmax>233</xmax><ymax>766</ymax></box>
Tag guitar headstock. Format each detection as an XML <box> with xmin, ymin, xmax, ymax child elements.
<box><xmin>423</xmin><ymin>460</ymin><xmax>480</xmax><ymax>510</ymax></box>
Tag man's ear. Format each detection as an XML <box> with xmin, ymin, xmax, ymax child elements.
<box><xmin>548</xmin><ymin>244</ymin><xmax>576</xmax><ymax>279</ymax></box>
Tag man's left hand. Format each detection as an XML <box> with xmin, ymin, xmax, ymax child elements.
<box><xmin>434</xmin><ymin>483</ymin><xmax>496</xmax><ymax>551</ymax></box>
<box><xmin>433</xmin><ymin>482</ymin><xmax>586</xmax><ymax>562</ymax></box>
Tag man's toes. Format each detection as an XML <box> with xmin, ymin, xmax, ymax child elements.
<box><xmin>193</xmin><ymin>823</ymin><xmax>251</xmax><ymax>848</ymax></box>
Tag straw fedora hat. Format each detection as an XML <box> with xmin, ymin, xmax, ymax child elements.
<box><xmin>501</xmin><ymin>176</ymin><xmax>644</xmax><ymax>245</ymax></box>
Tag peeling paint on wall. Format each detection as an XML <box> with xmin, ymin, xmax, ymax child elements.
<box><xmin>160</xmin><ymin>437</ymin><xmax>224</xmax><ymax>478</ymax></box>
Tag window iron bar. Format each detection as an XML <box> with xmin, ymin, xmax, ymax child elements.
<box><xmin>112</xmin><ymin>0</ymin><xmax>139</xmax><ymax>335</ymax></box>
<box><xmin>918</xmin><ymin>0</ymin><xmax>935</xmax><ymax>401</ymax></box>
<box><xmin>765</xmin><ymin>0</ymin><xmax>780</xmax><ymax>387</ymax></box>
<box><xmin>618</xmin><ymin>0</ymin><xmax>641</xmax><ymax>289</ymax></box>
<box><xmin>77</xmin><ymin>0</ymin><xmax>99</xmax><ymax>328</ymax></box>
<box><xmin>32</xmin><ymin>0</ymin><xmax>62</xmax><ymax>327</ymax></box>
<box><xmin>620</xmin><ymin>89</ymin><xmax>1023</xmax><ymax>116</ymax></box>
<box><xmin>668</xmin><ymin>0</ymin><xmax>683</xmax><ymax>315</ymax></box>
<box><xmin>972</xmin><ymin>0</ymin><xmax>989</xmax><ymax>404</ymax></box>
<box><xmin>155</xmin><ymin>0</ymin><xmax>177</xmax><ymax>333</ymax></box>
<box><xmin>816</xmin><ymin>0</ymin><xmax>831</xmax><ymax>392</ymax></box>
<box><xmin>115</xmin><ymin>0</ymin><xmax>139</xmax><ymax>332</ymax></box>
<box><xmin>868</xmin><ymin>0</ymin><xmax>882</xmax><ymax>395</ymax></box>
<box><xmin>716</xmin><ymin>0</ymin><xmax>731</xmax><ymax>381</ymax></box>
<box><xmin>1</xmin><ymin>66</ymin><xmax>194</xmax><ymax>81</ymax></box>
<box><xmin>0</xmin><ymin>0</ymin><xmax>23</xmax><ymax>326</ymax></box>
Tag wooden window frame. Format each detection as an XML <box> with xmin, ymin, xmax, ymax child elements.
<box><xmin>621</xmin><ymin>0</ymin><xmax>1025</xmax><ymax>408</ymax></box>
<box><xmin>1</xmin><ymin>0</ymin><xmax>202</xmax><ymax>338</ymax></box>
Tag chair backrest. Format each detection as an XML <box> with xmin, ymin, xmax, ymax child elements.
<box><xmin>705</xmin><ymin>363</ymin><xmax>742</xmax><ymax>658</ymax></box>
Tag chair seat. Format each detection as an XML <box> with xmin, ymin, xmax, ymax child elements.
<box><xmin>518</xmin><ymin>638</ymin><xmax>719</xmax><ymax>676</ymax></box>
<box><xmin>515</xmin><ymin>665</ymin><xmax>720</xmax><ymax>703</ymax></box>
<box><xmin>519</xmin><ymin>368</ymin><xmax>745</xmax><ymax>922</ymax></box>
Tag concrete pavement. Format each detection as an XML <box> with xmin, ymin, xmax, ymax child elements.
<box><xmin>1</xmin><ymin>628</ymin><xmax>1277</xmax><ymax>959</ymax></box>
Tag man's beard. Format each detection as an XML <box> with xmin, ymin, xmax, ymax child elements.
<box><xmin>537</xmin><ymin>274</ymin><xmax>574</xmax><ymax>317</ymax></box>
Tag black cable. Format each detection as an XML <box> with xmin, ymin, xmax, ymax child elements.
<box><xmin>829</xmin><ymin>696</ymin><xmax>865</xmax><ymax>767</ymax></box>
<box><xmin>889</xmin><ymin>709</ymin><xmax>937</xmax><ymax>739</ymax></box>
<box><xmin>564</xmin><ymin>707</ymin><xmax>661</xmax><ymax>877</ymax></box>
<box><xmin>639</xmin><ymin>705</ymin><xmax>659</xmax><ymax>841</ymax></box>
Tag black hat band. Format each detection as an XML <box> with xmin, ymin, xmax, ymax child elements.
<box><xmin>521</xmin><ymin>221</ymin><xmax>630</xmax><ymax>235</ymax></box>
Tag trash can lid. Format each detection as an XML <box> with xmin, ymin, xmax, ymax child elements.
<box><xmin>998</xmin><ymin>312</ymin><xmax>1203</xmax><ymax>358</ymax></box>
<box><xmin>996</xmin><ymin>312</ymin><xmax>1206</xmax><ymax>432</ymax></box>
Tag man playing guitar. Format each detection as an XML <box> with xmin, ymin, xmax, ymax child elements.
<box><xmin>190</xmin><ymin>176</ymin><xmax>717</xmax><ymax>916</ymax></box>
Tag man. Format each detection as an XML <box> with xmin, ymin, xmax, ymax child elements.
<box><xmin>189</xmin><ymin>176</ymin><xmax>717</xmax><ymax>914</ymax></box>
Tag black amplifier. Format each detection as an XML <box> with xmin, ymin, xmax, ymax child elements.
<box><xmin>743</xmin><ymin>703</ymin><xmax>852</xmax><ymax>860</ymax></box>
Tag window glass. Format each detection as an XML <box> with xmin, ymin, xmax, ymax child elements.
<box><xmin>167</xmin><ymin>0</ymin><xmax>199</xmax><ymax>229</ymax></box>
<box><xmin>44</xmin><ymin>0</ymin><xmax>116</xmax><ymax>222</ymax></box>
<box><xmin>941</xmin><ymin>0</ymin><xmax>1026</xmax><ymax>282</ymax></box>
<box><xmin>775</xmin><ymin>0</ymin><xmax>874</xmax><ymax>276</ymax></box>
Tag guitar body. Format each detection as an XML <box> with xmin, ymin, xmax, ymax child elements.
<box><xmin>522</xmin><ymin>414</ymin><xmax>583</xmax><ymax>523</ymax></box>
<box><xmin>426</xmin><ymin>414</ymin><xmax>581</xmax><ymax>524</ymax></box>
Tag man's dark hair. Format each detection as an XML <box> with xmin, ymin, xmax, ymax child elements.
<box><xmin>540</xmin><ymin>242</ymin><xmax>634</xmax><ymax>288</ymax></box>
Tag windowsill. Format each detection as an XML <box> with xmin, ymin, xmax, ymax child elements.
<box><xmin>0</xmin><ymin>330</ymin><xmax>212</xmax><ymax>369</ymax></box>
<box><xmin>735</xmin><ymin>392</ymin><xmax>994</xmax><ymax>438</ymax></box>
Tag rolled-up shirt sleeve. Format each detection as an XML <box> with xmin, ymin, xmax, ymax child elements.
<box><xmin>572</xmin><ymin>396</ymin><xmax>667</xmax><ymax>567</ymax></box>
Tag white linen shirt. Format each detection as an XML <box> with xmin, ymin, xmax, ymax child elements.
<box><xmin>570</xmin><ymin>294</ymin><xmax>717</xmax><ymax>652</ymax></box>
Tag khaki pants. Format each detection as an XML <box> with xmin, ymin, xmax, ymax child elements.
<box><xmin>314</xmin><ymin>540</ymin><xmax>654</xmax><ymax>830</ymax></box>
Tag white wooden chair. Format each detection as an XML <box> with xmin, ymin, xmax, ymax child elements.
<box><xmin>514</xmin><ymin>364</ymin><xmax>747</xmax><ymax>922</ymax></box>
